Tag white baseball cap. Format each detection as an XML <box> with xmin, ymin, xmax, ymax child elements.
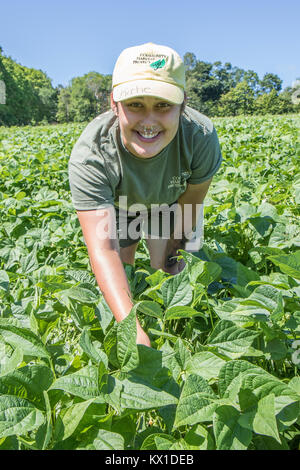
<box><xmin>112</xmin><ymin>42</ymin><xmax>185</xmax><ymax>104</ymax></box>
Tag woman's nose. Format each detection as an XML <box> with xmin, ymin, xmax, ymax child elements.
<box><xmin>139</xmin><ymin>108</ymin><xmax>158</xmax><ymax>124</ymax></box>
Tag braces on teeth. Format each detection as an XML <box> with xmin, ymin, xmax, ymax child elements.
<box><xmin>138</xmin><ymin>126</ymin><xmax>160</xmax><ymax>137</ymax></box>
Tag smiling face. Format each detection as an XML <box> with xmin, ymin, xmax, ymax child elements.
<box><xmin>111</xmin><ymin>94</ymin><xmax>185</xmax><ymax>158</ymax></box>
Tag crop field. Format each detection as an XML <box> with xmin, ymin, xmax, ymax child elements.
<box><xmin>0</xmin><ymin>114</ymin><xmax>299</xmax><ymax>450</ymax></box>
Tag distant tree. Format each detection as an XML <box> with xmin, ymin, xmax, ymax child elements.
<box><xmin>217</xmin><ymin>81</ymin><xmax>255</xmax><ymax>116</ymax></box>
<box><xmin>183</xmin><ymin>52</ymin><xmax>197</xmax><ymax>71</ymax></box>
<box><xmin>259</xmin><ymin>73</ymin><xmax>282</xmax><ymax>94</ymax></box>
<box><xmin>279</xmin><ymin>87</ymin><xmax>300</xmax><ymax>113</ymax></box>
<box><xmin>185</xmin><ymin>60</ymin><xmax>224</xmax><ymax>114</ymax></box>
<box><xmin>24</xmin><ymin>67</ymin><xmax>58</xmax><ymax>121</ymax></box>
<box><xmin>56</xmin><ymin>87</ymin><xmax>73</xmax><ymax>122</ymax></box>
<box><xmin>185</xmin><ymin>56</ymin><xmax>267</xmax><ymax>116</ymax></box>
<box><xmin>56</xmin><ymin>72</ymin><xmax>111</xmax><ymax>123</ymax></box>
<box><xmin>85</xmin><ymin>72</ymin><xmax>112</xmax><ymax>114</ymax></box>
<box><xmin>1</xmin><ymin>45</ymin><xmax>298</xmax><ymax>125</ymax></box>
<box><xmin>229</xmin><ymin>66</ymin><xmax>245</xmax><ymax>87</ymax></box>
<box><xmin>0</xmin><ymin>48</ymin><xmax>58</xmax><ymax>126</ymax></box>
<box><xmin>254</xmin><ymin>89</ymin><xmax>284</xmax><ymax>114</ymax></box>
<box><xmin>211</xmin><ymin>61</ymin><xmax>234</xmax><ymax>93</ymax></box>
<box><xmin>243</xmin><ymin>70</ymin><xmax>260</xmax><ymax>95</ymax></box>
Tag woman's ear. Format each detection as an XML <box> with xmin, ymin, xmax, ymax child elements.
<box><xmin>110</xmin><ymin>92</ymin><xmax>118</xmax><ymax>116</ymax></box>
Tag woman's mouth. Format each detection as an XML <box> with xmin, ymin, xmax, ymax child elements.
<box><xmin>135</xmin><ymin>130</ymin><xmax>162</xmax><ymax>142</ymax></box>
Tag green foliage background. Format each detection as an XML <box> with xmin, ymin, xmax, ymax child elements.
<box><xmin>0</xmin><ymin>114</ymin><xmax>299</xmax><ymax>450</ymax></box>
<box><xmin>0</xmin><ymin>46</ymin><xmax>299</xmax><ymax>127</ymax></box>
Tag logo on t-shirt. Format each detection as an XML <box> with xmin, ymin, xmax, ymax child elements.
<box><xmin>168</xmin><ymin>171</ymin><xmax>191</xmax><ymax>190</ymax></box>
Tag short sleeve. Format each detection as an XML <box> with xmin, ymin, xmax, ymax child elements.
<box><xmin>68</xmin><ymin>138</ymin><xmax>114</xmax><ymax>211</ymax></box>
<box><xmin>188</xmin><ymin>127</ymin><xmax>222</xmax><ymax>184</ymax></box>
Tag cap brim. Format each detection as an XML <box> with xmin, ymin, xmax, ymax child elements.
<box><xmin>113</xmin><ymin>80</ymin><xmax>184</xmax><ymax>104</ymax></box>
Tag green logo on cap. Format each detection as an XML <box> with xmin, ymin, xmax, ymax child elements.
<box><xmin>150</xmin><ymin>58</ymin><xmax>166</xmax><ymax>70</ymax></box>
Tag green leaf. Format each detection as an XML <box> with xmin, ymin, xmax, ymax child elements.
<box><xmin>110</xmin><ymin>414</ymin><xmax>136</xmax><ymax>449</ymax></box>
<box><xmin>179</xmin><ymin>250</ymin><xmax>202</xmax><ymax>269</ymax></box>
<box><xmin>0</xmin><ymin>395</ymin><xmax>44</xmax><ymax>438</ymax></box>
<box><xmin>135</xmin><ymin>300</ymin><xmax>163</xmax><ymax>320</ymax></box>
<box><xmin>93</xmin><ymin>429</ymin><xmax>124</xmax><ymax>450</ymax></box>
<box><xmin>267</xmin><ymin>251</ymin><xmax>300</xmax><ymax>279</ymax></box>
<box><xmin>79</xmin><ymin>327</ymin><xmax>108</xmax><ymax>367</ymax></box>
<box><xmin>276</xmin><ymin>399</ymin><xmax>300</xmax><ymax>429</ymax></box>
<box><xmin>184</xmin><ymin>423</ymin><xmax>215</xmax><ymax>450</ymax></box>
<box><xmin>0</xmin><ymin>319</ymin><xmax>50</xmax><ymax>358</ymax></box>
<box><xmin>235</xmin><ymin>262</ymin><xmax>260</xmax><ymax>287</ymax></box>
<box><xmin>174</xmin><ymin>338</ymin><xmax>191</xmax><ymax>371</ymax></box>
<box><xmin>215</xmin><ymin>300</ymin><xmax>270</xmax><ymax>324</ymax></box>
<box><xmin>145</xmin><ymin>270</ymin><xmax>166</xmax><ymax>287</ymax></box>
<box><xmin>263</xmin><ymin>338</ymin><xmax>288</xmax><ymax>361</ymax></box>
<box><xmin>98</xmin><ymin>360</ymin><xmax>108</xmax><ymax>394</ymax></box>
<box><xmin>268</xmin><ymin>223</ymin><xmax>300</xmax><ymax>249</ymax></box>
<box><xmin>141</xmin><ymin>433</ymin><xmax>175</xmax><ymax>450</ymax></box>
<box><xmin>95</xmin><ymin>297</ymin><xmax>113</xmax><ymax>333</ymax></box>
<box><xmin>35</xmin><ymin>391</ymin><xmax>52</xmax><ymax>450</ymax></box>
<box><xmin>213</xmin><ymin>405</ymin><xmax>252</xmax><ymax>450</ymax></box>
<box><xmin>130</xmin><ymin>345</ymin><xmax>176</xmax><ymax>391</ymax></box>
<box><xmin>55</xmin><ymin>285</ymin><xmax>98</xmax><ymax>305</ymax></box>
<box><xmin>161</xmin><ymin>267</ymin><xmax>193</xmax><ymax>308</ymax></box>
<box><xmin>239</xmin><ymin>394</ymin><xmax>281</xmax><ymax>442</ymax></box>
<box><xmin>219</xmin><ymin>360</ymin><xmax>300</xmax><ymax>423</ymax></box>
<box><xmin>116</xmin><ymin>307</ymin><xmax>139</xmax><ymax>372</ymax></box>
<box><xmin>103</xmin><ymin>323</ymin><xmax>119</xmax><ymax>368</ymax></box>
<box><xmin>174</xmin><ymin>374</ymin><xmax>227</xmax><ymax>427</ymax></box>
<box><xmin>65</xmin><ymin>269</ymin><xmax>95</xmax><ymax>284</ymax></box>
<box><xmin>193</xmin><ymin>261</ymin><xmax>222</xmax><ymax>287</ymax></box>
<box><xmin>0</xmin><ymin>344</ymin><xmax>23</xmax><ymax>376</ymax></box>
<box><xmin>149</xmin><ymin>329</ymin><xmax>179</xmax><ymax>344</ymax></box>
<box><xmin>54</xmin><ymin>399</ymin><xmax>94</xmax><ymax>441</ymax></box>
<box><xmin>49</xmin><ymin>366</ymin><xmax>101</xmax><ymax>400</ymax></box>
<box><xmin>0</xmin><ymin>365</ymin><xmax>54</xmax><ymax>407</ymax></box>
<box><xmin>242</xmin><ymin>285</ymin><xmax>281</xmax><ymax>310</ymax></box>
<box><xmin>0</xmin><ymin>270</ymin><xmax>9</xmax><ymax>294</ymax></box>
<box><xmin>218</xmin><ymin>360</ymin><xmax>270</xmax><ymax>400</ymax></box>
<box><xmin>186</xmin><ymin>352</ymin><xmax>227</xmax><ymax>381</ymax></box>
<box><xmin>19</xmin><ymin>246</ymin><xmax>39</xmax><ymax>274</ymax></box>
<box><xmin>243</xmin><ymin>372</ymin><xmax>299</xmax><ymax>404</ymax></box>
<box><xmin>155</xmin><ymin>436</ymin><xmax>188</xmax><ymax>450</ymax></box>
<box><xmin>165</xmin><ymin>305</ymin><xmax>207</xmax><ymax>321</ymax></box>
<box><xmin>289</xmin><ymin>377</ymin><xmax>300</xmax><ymax>395</ymax></box>
<box><xmin>206</xmin><ymin>320</ymin><xmax>261</xmax><ymax>359</ymax></box>
<box><xmin>119</xmin><ymin>376</ymin><xmax>178</xmax><ymax>411</ymax></box>
<box><xmin>240</xmin><ymin>285</ymin><xmax>284</xmax><ymax>323</ymax></box>
<box><xmin>253</xmin><ymin>435</ymin><xmax>289</xmax><ymax>450</ymax></box>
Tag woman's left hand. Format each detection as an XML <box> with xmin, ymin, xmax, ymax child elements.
<box><xmin>163</xmin><ymin>237</ymin><xmax>186</xmax><ymax>275</ymax></box>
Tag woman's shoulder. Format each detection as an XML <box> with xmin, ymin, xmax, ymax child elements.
<box><xmin>69</xmin><ymin>110</ymin><xmax>121</xmax><ymax>189</ymax></box>
<box><xmin>70</xmin><ymin>110</ymin><xmax>120</xmax><ymax>166</ymax></box>
<box><xmin>181</xmin><ymin>106</ymin><xmax>214</xmax><ymax>136</ymax></box>
<box><xmin>77</xmin><ymin>109</ymin><xmax>118</xmax><ymax>146</ymax></box>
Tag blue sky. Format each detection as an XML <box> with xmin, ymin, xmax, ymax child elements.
<box><xmin>0</xmin><ymin>0</ymin><xmax>299</xmax><ymax>90</ymax></box>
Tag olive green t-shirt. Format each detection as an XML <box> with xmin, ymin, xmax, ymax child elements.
<box><xmin>68</xmin><ymin>106</ymin><xmax>222</xmax><ymax>213</ymax></box>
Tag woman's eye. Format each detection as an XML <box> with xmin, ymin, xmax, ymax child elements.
<box><xmin>127</xmin><ymin>102</ymin><xmax>143</xmax><ymax>108</ymax></box>
<box><xmin>125</xmin><ymin>101</ymin><xmax>172</xmax><ymax>110</ymax></box>
<box><xmin>156</xmin><ymin>102</ymin><xmax>172</xmax><ymax>109</ymax></box>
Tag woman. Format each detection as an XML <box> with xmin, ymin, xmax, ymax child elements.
<box><xmin>68</xmin><ymin>42</ymin><xmax>222</xmax><ymax>347</ymax></box>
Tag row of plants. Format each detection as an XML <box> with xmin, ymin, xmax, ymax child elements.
<box><xmin>0</xmin><ymin>114</ymin><xmax>299</xmax><ymax>449</ymax></box>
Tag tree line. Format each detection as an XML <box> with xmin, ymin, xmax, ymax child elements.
<box><xmin>0</xmin><ymin>46</ymin><xmax>299</xmax><ymax>127</ymax></box>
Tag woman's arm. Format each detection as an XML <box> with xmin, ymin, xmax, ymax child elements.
<box><xmin>76</xmin><ymin>207</ymin><xmax>151</xmax><ymax>346</ymax></box>
<box><xmin>164</xmin><ymin>179</ymin><xmax>212</xmax><ymax>273</ymax></box>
